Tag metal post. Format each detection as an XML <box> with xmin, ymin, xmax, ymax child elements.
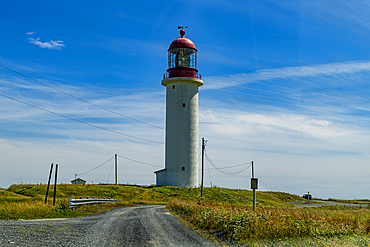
<box><xmin>115</xmin><ymin>154</ymin><xmax>118</xmax><ymax>185</ymax></box>
<box><xmin>201</xmin><ymin>138</ymin><xmax>205</xmax><ymax>197</ymax></box>
<box><xmin>45</xmin><ymin>163</ymin><xmax>53</xmax><ymax>204</ymax></box>
<box><xmin>307</xmin><ymin>191</ymin><xmax>310</xmax><ymax>203</ymax></box>
<box><xmin>252</xmin><ymin>161</ymin><xmax>254</xmax><ymax>178</ymax></box>
<box><xmin>53</xmin><ymin>164</ymin><xmax>58</xmax><ymax>206</ymax></box>
<box><xmin>252</xmin><ymin>161</ymin><xmax>256</xmax><ymax>210</ymax></box>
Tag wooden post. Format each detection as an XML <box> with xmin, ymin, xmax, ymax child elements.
<box><xmin>45</xmin><ymin>163</ymin><xmax>53</xmax><ymax>204</ymax></box>
<box><xmin>53</xmin><ymin>164</ymin><xmax>58</xmax><ymax>206</ymax></box>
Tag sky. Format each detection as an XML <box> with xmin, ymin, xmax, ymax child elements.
<box><xmin>0</xmin><ymin>0</ymin><xmax>369</xmax><ymax>199</ymax></box>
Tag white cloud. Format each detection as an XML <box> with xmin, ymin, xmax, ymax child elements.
<box><xmin>1</xmin><ymin>63</ymin><xmax>369</xmax><ymax>198</ymax></box>
<box><xmin>0</xmin><ymin>79</ymin><xmax>165</xmax><ymax>187</ymax></box>
<box><xmin>28</xmin><ymin>38</ymin><xmax>65</xmax><ymax>50</ymax></box>
<box><xmin>204</xmin><ymin>60</ymin><xmax>370</xmax><ymax>89</ymax></box>
<box><xmin>198</xmin><ymin>108</ymin><xmax>370</xmax><ymax>199</ymax></box>
<box><xmin>201</xmin><ymin>110</ymin><xmax>350</xmax><ymax>142</ymax></box>
<box><xmin>26</xmin><ymin>31</ymin><xmax>35</xmax><ymax>35</ymax></box>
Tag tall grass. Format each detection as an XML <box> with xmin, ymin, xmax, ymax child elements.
<box><xmin>2</xmin><ymin>184</ymin><xmax>370</xmax><ymax>244</ymax></box>
<box><xmin>167</xmin><ymin>199</ymin><xmax>370</xmax><ymax>242</ymax></box>
<box><xmin>1</xmin><ymin>184</ymin><xmax>304</xmax><ymax>221</ymax></box>
<box><xmin>0</xmin><ymin>197</ymin><xmax>133</xmax><ymax>220</ymax></box>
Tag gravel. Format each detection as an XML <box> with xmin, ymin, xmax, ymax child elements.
<box><xmin>0</xmin><ymin>205</ymin><xmax>221</xmax><ymax>247</ymax></box>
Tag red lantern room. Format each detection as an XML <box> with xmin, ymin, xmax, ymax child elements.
<box><xmin>167</xmin><ymin>29</ymin><xmax>198</xmax><ymax>78</ymax></box>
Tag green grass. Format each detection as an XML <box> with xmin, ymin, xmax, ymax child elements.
<box><xmin>0</xmin><ymin>198</ymin><xmax>134</xmax><ymax>220</ymax></box>
<box><xmin>166</xmin><ymin>198</ymin><xmax>370</xmax><ymax>245</ymax></box>
<box><xmin>326</xmin><ymin>198</ymin><xmax>370</xmax><ymax>204</ymax></box>
<box><xmin>6</xmin><ymin>184</ymin><xmax>305</xmax><ymax>207</ymax></box>
<box><xmin>2</xmin><ymin>184</ymin><xmax>370</xmax><ymax>245</ymax></box>
<box><xmin>1</xmin><ymin>184</ymin><xmax>303</xmax><ymax>221</ymax></box>
<box><xmin>0</xmin><ymin>190</ymin><xmax>33</xmax><ymax>203</ymax></box>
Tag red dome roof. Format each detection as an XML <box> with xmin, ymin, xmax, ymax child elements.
<box><xmin>168</xmin><ymin>29</ymin><xmax>197</xmax><ymax>50</ymax></box>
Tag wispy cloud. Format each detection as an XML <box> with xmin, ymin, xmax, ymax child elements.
<box><xmin>204</xmin><ymin>60</ymin><xmax>370</xmax><ymax>89</ymax></box>
<box><xmin>26</xmin><ymin>31</ymin><xmax>35</xmax><ymax>35</ymax></box>
<box><xmin>28</xmin><ymin>38</ymin><xmax>65</xmax><ymax>50</ymax></box>
<box><xmin>0</xmin><ymin>75</ymin><xmax>165</xmax><ymax>187</ymax></box>
<box><xmin>0</xmin><ymin>75</ymin><xmax>165</xmax><ymax>134</ymax></box>
<box><xmin>1</xmin><ymin>69</ymin><xmax>369</xmax><ymax>198</ymax></box>
<box><xmin>294</xmin><ymin>1</ymin><xmax>370</xmax><ymax>32</ymax></box>
<box><xmin>198</xmin><ymin>106</ymin><xmax>370</xmax><ymax>198</ymax></box>
<box><xmin>201</xmin><ymin>110</ymin><xmax>351</xmax><ymax>141</ymax></box>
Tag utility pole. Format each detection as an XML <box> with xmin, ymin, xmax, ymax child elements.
<box><xmin>201</xmin><ymin>138</ymin><xmax>206</xmax><ymax>197</ymax></box>
<box><xmin>115</xmin><ymin>154</ymin><xmax>118</xmax><ymax>185</ymax></box>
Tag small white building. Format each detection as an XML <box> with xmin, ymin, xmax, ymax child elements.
<box><xmin>71</xmin><ymin>178</ymin><xmax>86</xmax><ymax>185</ymax></box>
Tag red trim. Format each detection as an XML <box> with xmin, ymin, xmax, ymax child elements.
<box><xmin>167</xmin><ymin>67</ymin><xmax>198</xmax><ymax>78</ymax></box>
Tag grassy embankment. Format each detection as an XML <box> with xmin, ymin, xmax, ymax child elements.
<box><xmin>1</xmin><ymin>183</ymin><xmax>301</xmax><ymax>220</ymax></box>
<box><xmin>2</xmin><ymin>184</ymin><xmax>370</xmax><ymax>245</ymax></box>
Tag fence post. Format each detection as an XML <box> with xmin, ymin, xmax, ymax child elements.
<box><xmin>45</xmin><ymin>163</ymin><xmax>53</xmax><ymax>204</ymax></box>
<box><xmin>53</xmin><ymin>164</ymin><xmax>58</xmax><ymax>206</ymax></box>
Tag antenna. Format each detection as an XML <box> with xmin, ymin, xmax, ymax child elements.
<box><xmin>178</xmin><ymin>26</ymin><xmax>188</xmax><ymax>30</ymax></box>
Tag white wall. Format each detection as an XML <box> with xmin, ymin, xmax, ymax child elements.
<box><xmin>163</xmin><ymin>77</ymin><xmax>203</xmax><ymax>187</ymax></box>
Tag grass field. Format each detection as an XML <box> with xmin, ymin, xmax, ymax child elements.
<box><xmin>2</xmin><ymin>184</ymin><xmax>370</xmax><ymax>246</ymax></box>
<box><xmin>0</xmin><ymin>184</ymin><xmax>305</xmax><ymax>221</ymax></box>
<box><xmin>167</xmin><ymin>198</ymin><xmax>370</xmax><ymax>245</ymax></box>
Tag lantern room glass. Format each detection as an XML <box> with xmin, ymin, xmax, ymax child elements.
<box><xmin>168</xmin><ymin>48</ymin><xmax>197</xmax><ymax>69</ymax></box>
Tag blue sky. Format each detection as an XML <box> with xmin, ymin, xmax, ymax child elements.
<box><xmin>1</xmin><ymin>0</ymin><xmax>370</xmax><ymax>199</ymax></box>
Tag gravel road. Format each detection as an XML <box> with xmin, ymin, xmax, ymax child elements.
<box><xmin>0</xmin><ymin>205</ymin><xmax>220</xmax><ymax>247</ymax></box>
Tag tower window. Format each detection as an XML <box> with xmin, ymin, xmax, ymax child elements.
<box><xmin>173</xmin><ymin>85</ymin><xmax>175</xmax><ymax>89</ymax></box>
<box><xmin>182</xmin><ymin>167</ymin><xmax>185</xmax><ymax>171</ymax></box>
<box><xmin>182</xmin><ymin>103</ymin><xmax>185</xmax><ymax>107</ymax></box>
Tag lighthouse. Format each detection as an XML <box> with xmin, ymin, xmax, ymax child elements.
<box><xmin>155</xmin><ymin>28</ymin><xmax>203</xmax><ymax>187</ymax></box>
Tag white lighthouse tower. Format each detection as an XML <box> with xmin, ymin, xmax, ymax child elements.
<box><xmin>155</xmin><ymin>28</ymin><xmax>203</xmax><ymax>187</ymax></box>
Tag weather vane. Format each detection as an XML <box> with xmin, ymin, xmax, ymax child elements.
<box><xmin>178</xmin><ymin>26</ymin><xmax>188</xmax><ymax>30</ymax></box>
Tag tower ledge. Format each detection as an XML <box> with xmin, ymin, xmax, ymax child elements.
<box><xmin>162</xmin><ymin>77</ymin><xmax>203</xmax><ymax>87</ymax></box>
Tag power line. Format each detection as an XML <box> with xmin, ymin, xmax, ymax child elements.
<box><xmin>0</xmin><ymin>64</ymin><xmax>164</xmax><ymax>130</ymax></box>
<box><xmin>200</xmin><ymin>151</ymin><xmax>252</xmax><ymax>171</ymax></box>
<box><xmin>207</xmin><ymin>161</ymin><xmax>253</xmax><ymax>170</ymax></box>
<box><xmin>106</xmin><ymin>158</ymin><xmax>115</xmax><ymax>184</ymax></box>
<box><xmin>0</xmin><ymin>92</ymin><xmax>164</xmax><ymax>144</ymax></box>
<box><xmin>117</xmin><ymin>154</ymin><xmax>162</xmax><ymax>168</ymax></box>
<box><xmin>77</xmin><ymin>153</ymin><xmax>162</xmax><ymax>179</ymax></box>
<box><xmin>77</xmin><ymin>156</ymin><xmax>114</xmax><ymax>176</ymax></box>
<box><xmin>205</xmin><ymin>150</ymin><xmax>252</xmax><ymax>175</ymax></box>
<box><xmin>205</xmin><ymin>155</ymin><xmax>212</xmax><ymax>186</ymax></box>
